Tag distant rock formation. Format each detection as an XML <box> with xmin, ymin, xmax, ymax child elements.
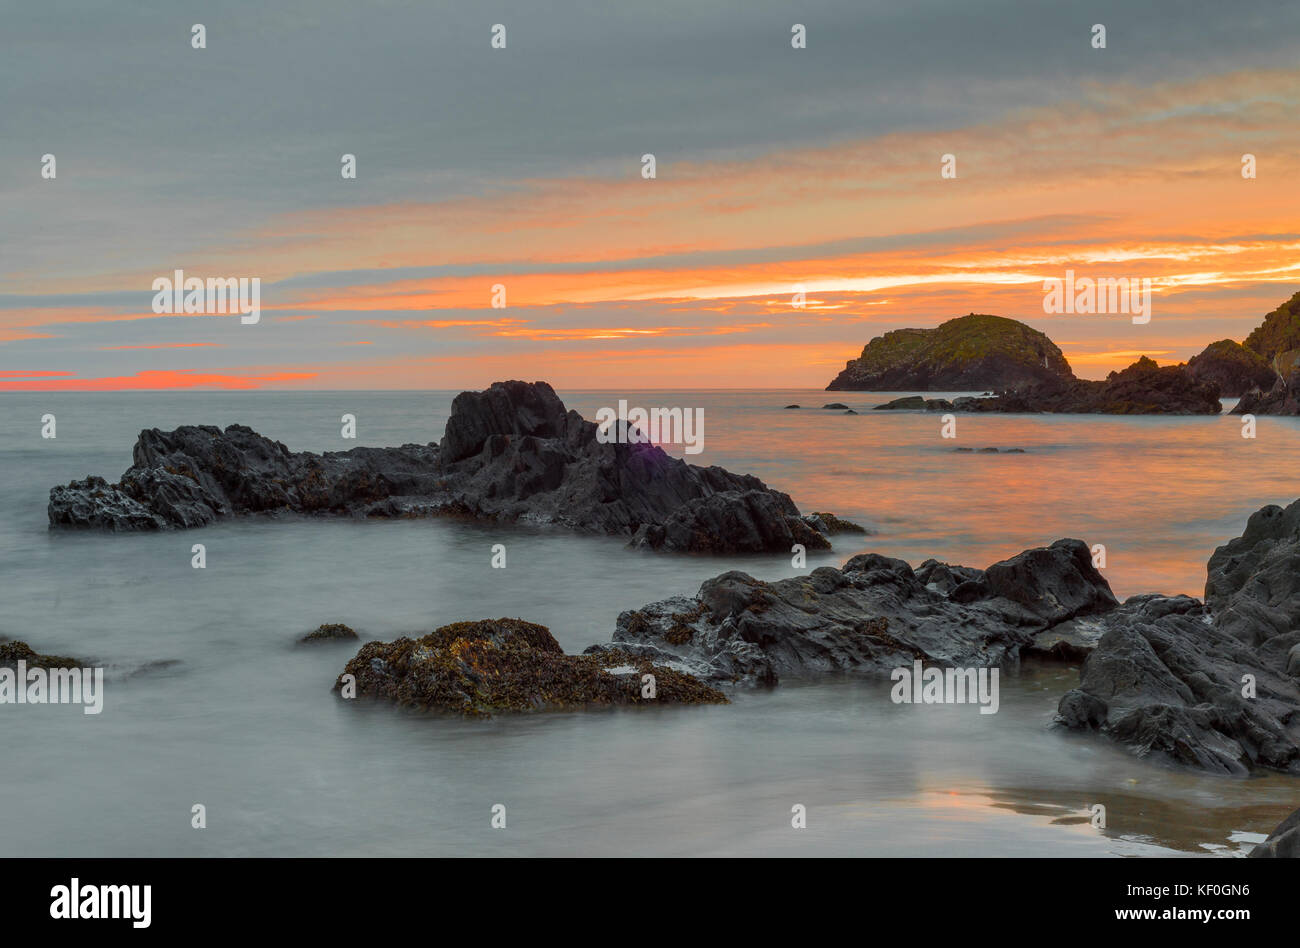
<box><xmin>334</xmin><ymin>618</ymin><xmax>726</xmax><ymax>716</ymax></box>
<box><xmin>47</xmin><ymin>381</ymin><xmax>857</xmax><ymax>555</ymax></box>
<box><xmin>1243</xmin><ymin>291</ymin><xmax>1300</xmax><ymax>362</ymax></box>
<box><xmin>1186</xmin><ymin>339</ymin><xmax>1275</xmax><ymax>397</ymax></box>
<box><xmin>871</xmin><ymin>356</ymin><xmax>1222</xmax><ymax>414</ymax></box>
<box><xmin>1232</xmin><ymin>351</ymin><xmax>1300</xmax><ymax>415</ymax></box>
<box><xmin>826</xmin><ymin>314</ymin><xmax>1073</xmax><ymax>391</ymax></box>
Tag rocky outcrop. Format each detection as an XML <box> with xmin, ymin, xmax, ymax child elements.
<box><xmin>1232</xmin><ymin>360</ymin><xmax>1300</xmax><ymax>415</ymax></box>
<box><xmin>48</xmin><ymin>381</ymin><xmax>856</xmax><ymax>555</ymax></box>
<box><xmin>827</xmin><ymin>314</ymin><xmax>1073</xmax><ymax>391</ymax></box>
<box><xmin>334</xmin><ymin>618</ymin><xmax>726</xmax><ymax>716</ymax></box>
<box><xmin>946</xmin><ymin>357</ymin><xmax>1222</xmax><ymax>414</ymax></box>
<box><xmin>587</xmin><ymin>539</ymin><xmax>1117</xmax><ymax>686</ymax></box>
<box><xmin>1056</xmin><ymin>499</ymin><xmax>1300</xmax><ymax>776</ymax></box>
<box><xmin>1186</xmin><ymin>340</ymin><xmax>1275</xmax><ymax>397</ymax></box>
<box><xmin>1243</xmin><ymin>291</ymin><xmax>1300</xmax><ymax>362</ymax></box>
<box><xmin>1249</xmin><ymin>808</ymin><xmax>1300</xmax><ymax>857</ymax></box>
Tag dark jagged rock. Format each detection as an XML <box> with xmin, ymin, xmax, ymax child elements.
<box><xmin>590</xmin><ymin>538</ymin><xmax>1117</xmax><ymax>686</ymax></box>
<box><xmin>822</xmin><ymin>403</ymin><xmax>849</xmax><ymax>410</ymax></box>
<box><xmin>47</xmin><ymin>381</ymin><xmax>841</xmax><ymax>555</ymax></box>
<box><xmin>1204</xmin><ymin>499</ymin><xmax>1300</xmax><ymax>652</ymax></box>
<box><xmin>334</xmin><ymin>618</ymin><xmax>726</xmax><ymax>717</ymax></box>
<box><xmin>1232</xmin><ymin>360</ymin><xmax>1300</xmax><ymax>415</ymax></box>
<box><xmin>827</xmin><ymin>313</ymin><xmax>1073</xmax><ymax>391</ymax></box>
<box><xmin>1249</xmin><ymin>808</ymin><xmax>1300</xmax><ymax>857</ymax></box>
<box><xmin>783</xmin><ymin>404</ymin><xmax>800</xmax><ymax>409</ymax></box>
<box><xmin>301</xmin><ymin>623</ymin><xmax>358</xmax><ymax>644</ymax></box>
<box><xmin>1187</xmin><ymin>339</ymin><xmax>1275</xmax><ymax>397</ymax></box>
<box><xmin>952</xmin><ymin>357</ymin><xmax>1222</xmax><ymax>414</ymax></box>
<box><xmin>1057</xmin><ymin>501</ymin><xmax>1300</xmax><ymax>776</ymax></box>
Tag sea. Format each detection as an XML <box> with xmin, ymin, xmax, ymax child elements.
<box><xmin>1</xmin><ymin>389</ymin><xmax>1297</xmax><ymax>856</ymax></box>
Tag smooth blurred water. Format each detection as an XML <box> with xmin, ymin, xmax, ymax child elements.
<box><xmin>1</xmin><ymin>389</ymin><xmax>1297</xmax><ymax>856</ymax></box>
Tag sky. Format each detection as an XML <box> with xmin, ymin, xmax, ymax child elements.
<box><xmin>3</xmin><ymin>0</ymin><xmax>1300</xmax><ymax>390</ymax></box>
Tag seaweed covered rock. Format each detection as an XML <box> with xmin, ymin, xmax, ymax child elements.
<box><xmin>827</xmin><ymin>314</ymin><xmax>1072</xmax><ymax>391</ymax></box>
<box><xmin>0</xmin><ymin>640</ymin><xmax>83</xmax><ymax>670</ymax></box>
<box><xmin>301</xmin><ymin>623</ymin><xmax>358</xmax><ymax>644</ymax></box>
<box><xmin>592</xmin><ymin>538</ymin><xmax>1117</xmax><ymax>686</ymax></box>
<box><xmin>47</xmin><ymin>381</ymin><xmax>839</xmax><ymax>555</ymax></box>
<box><xmin>334</xmin><ymin>618</ymin><xmax>727</xmax><ymax>716</ymax></box>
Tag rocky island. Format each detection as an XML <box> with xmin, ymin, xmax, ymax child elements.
<box><xmin>47</xmin><ymin>381</ymin><xmax>853</xmax><ymax>555</ymax></box>
<box><xmin>826</xmin><ymin>313</ymin><xmax>1072</xmax><ymax>391</ymax></box>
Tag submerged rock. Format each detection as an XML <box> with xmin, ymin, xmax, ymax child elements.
<box><xmin>0</xmin><ymin>640</ymin><xmax>83</xmax><ymax>670</ymax></box>
<box><xmin>1056</xmin><ymin>500</ymin><xmax>1300</xmax><ymax>776</ymax></box>
<box><xmin>334</xmin><ymin>618</ymin><xmax>727</xmax><ymax>717</ymax></box>
<box><xmin>827</xmin><ymin>314</ymin><xmax>1072</xmax><ymax>391</ymax></box>
<box><xmin>591</xmin><ymin>539</ymin><xmax>1117</xmax><ymax>686</ymax></box>
<box><xmin>47</xmin><ymin>381</ymin><xmax>841</xmax><ymax>555</ymax></box>
<box><xmin>803</xmin><ymin>512</ymin><xmax>868</xmax><ymax>535</ymax></box>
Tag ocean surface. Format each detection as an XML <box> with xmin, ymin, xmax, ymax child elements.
<box><xmin>2</xmin><ymin>389</ymin><xmax>1298</xmax><ymax>857</ymax></box>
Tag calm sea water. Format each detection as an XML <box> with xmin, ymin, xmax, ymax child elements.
<box><xmin>1</xmin><ymin>389</ymin><xmax>1298</xmax><ymax>856</ymax></box>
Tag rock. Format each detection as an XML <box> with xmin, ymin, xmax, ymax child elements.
<box><xmin>957</xmin><ymin>357</ymin><xmax>1222</xmax><ymax>414</ymax></box>
<box><xmin>1249</xmin><ymin>808</ymin><xmax>1300</xmax><ymax>857</ymax></box>
<box><xmin>873</xmin><ymin>395</ymin><xmax>953</xmax><ymax>411</ymax></box>
<box><xmin>803</xmin><ymin>512</ymin><xmax>867</xmax><ymax>535</ymax></box>
<box><xmin>1204</xmin><ymin>498</ymin><xmax>1300</xmax><ymax>649</ymax></box>
<box><xmin>334</xmin><ymin>618</ymin><xmax>727</xmax><ymax>716</ymax></box>
<box><xmin>827</xmin><ymin>313</ymin><xmax>1073</xmax><ymax>391</ymax></box>
<box><xmin>48</xmin><ymin>476</ymin><xmax>167</xmax><ymax>531</ymax></box>
<box><xmin>1056</xmin><ymin>503</ymin><xmax>1300</xmax><ymax>775</ymax></box>
<box><xmin>783</xmin><ymin>404</ymin><xmax>800</xmax><ymax>409</ymax></box>
<box><xmin>823</xmin><ymin>403</ymin><xmax>849</xmax><ymax>410</ymax></box>
<box><xmin>843</xmin><ymin>409</ymin><xmax>858</xmax><ymax>415</ymax></box>
<box><xmin>48</xmin><ymin>381</ymin><xmax>841</xmax><ymax>555</ymax></box>
<box><xmin>1232</xmin><ymin>363</ymin><xmax>1300</xmax><ymax>415</ymax></box>
<box><xmin>1243</xmin><ymin>291</ymin><xmax>1300</xmax><ymax>362</ymax></box>
<box><xmin>301</xmin><ymin>623</ymin><xmax>358</xmax><ymax>644</ymax></box>
<box><xmin>0</xmin><ymin>640</ymin><xmax>83</xmax><ymax>669</ymax></box>
<box><xmin>1186</xmin><ymin>339</ymin><xmax>1275</xmax><ymax>397</ymax></box>
<box><xmin>595</xmin><ymin>538</ymin><xmax>1117</xmax><ymax>686</ymax></box>
<box><xmin>628</xmin><ymin>490</ymin><xmax>831</xmax><ymax>554</ymax></box>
